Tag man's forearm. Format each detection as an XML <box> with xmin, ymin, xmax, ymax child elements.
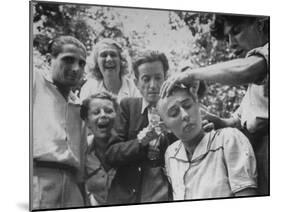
<box><xmin>189</xmin><ymin>56</ymin><xmax>266</xmax><ymax>85</ymax></box>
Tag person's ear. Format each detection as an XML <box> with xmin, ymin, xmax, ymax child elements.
<box><xmin>45</xmin><ymin>53</ymin><xmax>52</xmax><ymax>66</ymax></box>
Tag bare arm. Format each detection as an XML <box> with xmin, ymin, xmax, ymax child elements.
<box><xmin>189</xmin><ymin>56</ymin><xmax>267</xmax><ymax>85</ymax></box>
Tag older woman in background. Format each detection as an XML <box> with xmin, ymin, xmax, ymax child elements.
<box><xmin>80</xmin><ymin>91</ymin><xmax>120</xmax><ymax>205</ymax></box>
<box><xmin>80</xmin><ymin>38</ymin><xmax>140</xmax><ymax>103</ymax></box>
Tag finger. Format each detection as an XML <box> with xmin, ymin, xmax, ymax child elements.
<box><xmin>165</xmin><ymin>79</ymin><xmax>177</xmax><ymax>98</ymax></box>
<box><xmin>203</xmin><ymin>123</ymin><xmax>215</xmax><ymax>132</ymax></box>
<box><xmin>160</xmin><ymin>80</ymin><xmax>170</xmax><ymax>98</ymax></box>
<box><xmin>201</xmin><ymin>119</ymin><xmax>209</xmax><ymax>126</ymax></box>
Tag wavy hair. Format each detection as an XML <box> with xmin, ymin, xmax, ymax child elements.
<box><xmin>80</xmin><ymin>91</ymin><xmax>119</xmax><ymax>121</ymax></box>
<box><xmin>88</xmin><ymin>38</ymin><xmax>129</xmax><ymax>80</ymax></box>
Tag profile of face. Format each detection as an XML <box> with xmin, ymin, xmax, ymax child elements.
<box><xmin>85</xmin><ymin>98</ymin><xmax>117</xmax><ymax>139</ymax></box>
<box><xmin>157</xmin><ymin>89</ymin><xmax>202</xmax><ymax>142</ymax></box>
<box><xmin>224</xmin><ymin>20</ymin><xmax>264</xmax><ymax>55</ymax></box>
<box><xmin>97</xmin><ymin>44</ymin><xmax>121</xmax><ymax>79</ymax></box>
<box><xmin>51</xmin><ymin>44</ymin><xmax>86</xmax><ymax>87</ymax></box>
<box><xmin>136</xmin><ymin>61</ymin><xmax>165</xmax><ymax>106</ymax></box>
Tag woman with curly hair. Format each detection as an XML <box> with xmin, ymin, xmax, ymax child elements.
<box><xmin>80</xmin><ymin>38</ymin><xmax>140</xmax><ymax>103</ymax></box>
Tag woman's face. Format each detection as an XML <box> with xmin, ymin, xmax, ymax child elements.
<box><xmin>97</xmin><ymin>44</ymin><xmax>121</xmax><ymax>79</ymax></box>
<box><xmin>85</xmin><ymin>98</ymin><xmax>117</xmax><ymax>139</ymax></box>
<box><xmin>158</xmin><ymin>90</ymin><xmax>202</xmax><ymax>142</ymax></box>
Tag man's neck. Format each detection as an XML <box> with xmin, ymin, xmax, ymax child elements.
<box><xmin>53</xmin><ymin>81</ymin><xmax>71</xmax><ymax>100</ymax></box>
<box><xmin>182</xmin><ymin>129</ymin><xmax>205</xmax><ymax>160</ymax></box>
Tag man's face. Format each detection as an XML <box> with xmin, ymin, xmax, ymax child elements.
<box><xmin>85</xmin><ymin>98</ymin><xmax>117</xmax><ymax>139</ymax></box>
<box><xmin>97</xmin><ymin>44</ymin><xmax>121</xmax><ymax>79</ymax></box>
<box><xmin>157</xmin><ymin>90</ymin><xmax>202</xmax><ymax>142</ymax></box>
<box><xmin>51</xmin><ymin>44</ymin><xmax>86</xmax><ymax>87</ymax></box>
<box><xmin>136</xmin><ymin>61</ymin><xmax>165</xmax><ymax>106</ymax></box>
<box><xmin>224</xmin><ymin>20</ymin><xmax>261</xmax><ymax>55</ymax></box>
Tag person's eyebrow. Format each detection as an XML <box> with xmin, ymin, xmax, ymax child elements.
<box><xmin>180</xmin><ymin>97</ymin><xmax>192</xmax><ymax>105</ymax></box>
<box><xmin>167</xmin><ymin>104</ymin><xmax>178</xmax><ymax>113</ymax></box>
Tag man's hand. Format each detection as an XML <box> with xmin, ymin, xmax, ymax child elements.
<box><xmin>137</xmin><ymin>127</ymin><xmax>159</xmax><ymax>146</ymax></box>
<box><xmin>200</xmin><ymin>106</ymin><xmax>226</xmax><ymax>130</ymax></box>
<box><xmin>160</xmin><ymin>71</ymin><xmax>194</xmax><ymax>98</ymax></box>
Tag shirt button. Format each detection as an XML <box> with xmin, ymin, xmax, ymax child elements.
<box><xmin>138</xmin><ymin>167</ymin><xmax>141</xmax><ymax>172</ymax></box>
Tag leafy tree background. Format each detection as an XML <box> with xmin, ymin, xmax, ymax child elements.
<box><xmin>32</xmin><ymin>1</ymin><xmax>246</xmax><ymax>118</ymax></box>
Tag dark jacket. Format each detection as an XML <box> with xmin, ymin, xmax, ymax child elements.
<box><xmin>105</xmin><ymin>97</ymin><xmax>177</xmax><ymax>204</ymax></box>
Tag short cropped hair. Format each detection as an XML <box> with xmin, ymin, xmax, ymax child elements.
<box><xmin>133</xmin><ymin>50</ymin><xmax>169</xmax><ymax>79</ymax></box>
<box><xmin>48</xmin><ymin>35</ymin><xmax>87</xmax><ymax>58</ymax></box>
<box><xmin>80</xmin><ymin>91</ymin><xmax>119</xmax><ymax>121</ymax></box>
<box><xmin>210</xmin><ymin>14</ymin><xmax>269</xmax><ymax>40</ymax></box>
<box><xmin>169</xmin><ymin>82</ymin><xmax>206</xmax><ymax>102</ymax></box>
<box><xmin>89</xmin><ymin>38</ymin><xmax>128</xmax><ymax>80</ymax></box>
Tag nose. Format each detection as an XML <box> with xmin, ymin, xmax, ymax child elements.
<box><xmin>149</xmin><ymin>79</ymin><xmax>157</xmax><ymax>89</ymax></box>
<box><xmin>105</xmin><ymin>54</ymin><xmax>113</xmax><ymax>61</ymax></box>
<box><xmin>180</xmin><ymin>107</ymin><xmax>190</xmax><ymax>122</ymax></box>
<box><xmin>99</xmin><ymin>109</ymin><xmax>107</xmax><ymax>117</ymax></box>
<box><xmin>72</xmin><ymin>61</ymin><xmax>80</xmax><ymax>73</ymax></box>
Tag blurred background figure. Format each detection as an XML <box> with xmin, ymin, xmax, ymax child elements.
<box><xmin>80</xmin><ymin>38</ymin><xmax>140</xmax><ymax>103</ymax></box>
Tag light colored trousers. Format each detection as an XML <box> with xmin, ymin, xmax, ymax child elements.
<box><xmin>32</xmin><ymin>166</ymin><xmax>84</xmax><ymax>210</ymax></box>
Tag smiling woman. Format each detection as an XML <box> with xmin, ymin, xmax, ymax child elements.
<box><xmin>80</xmin><ymin>38</ymin><xmax>141</xmax><ymax>103</ymax></box>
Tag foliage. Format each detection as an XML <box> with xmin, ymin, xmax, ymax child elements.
<box><xmin>32</xmin><ymin>2</ymin><xmax>247</xmax><ymax>118</ymax></box>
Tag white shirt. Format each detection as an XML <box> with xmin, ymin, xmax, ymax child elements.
<box><xmin>33</xmin><ymin>69</ymin><xmax>87</xmax><ymax>169</ymax></box>
<box><xmin>165</xmin><ymin>128</ymin><xmax>257</xmax><ymax>200</ymax></box>
<box><xmin>80</xmin><ymin>75</ymin><xmax>141</xmax><ymax>103</ymax></box>
<box><xmin>233</xmin><ymin>43</ymin><xmax>269</xmax><ymax>133</ymax></box>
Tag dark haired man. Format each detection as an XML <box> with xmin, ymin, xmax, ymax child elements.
<box><xmin>105</xmin><ymin>50</ymin><xmax>177</xmax><ymax>204</ymax></box>
<box><xmin>32</xmin><ymin>36</ymin><xmax>87</xmax><ymax>209</ymax></box>
<box><xmin>160</xmin><ymin>15</ymin><xmax>269</xmax><ymax>195</ymax></box>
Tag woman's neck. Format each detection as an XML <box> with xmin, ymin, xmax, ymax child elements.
<box><xmin>182</xmin><ymin>129</ymin><xmax>205</xmax><ymax>160</ymax></box>
<box><xmin>103</xmin><ymin>74</ymin><xmax>122</xmax><ymax>95</ymax></box>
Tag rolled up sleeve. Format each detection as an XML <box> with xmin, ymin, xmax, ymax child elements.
<box><xmin>222</xmin><ymin>128</ymin><xmax>257</xmax><ymax>193</ymax></box>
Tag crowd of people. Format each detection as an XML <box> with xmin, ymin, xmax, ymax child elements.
<box><xmin>32</xmin><ymin>14</ymin><xmax>269</xmax><ymax>210</ymax></box>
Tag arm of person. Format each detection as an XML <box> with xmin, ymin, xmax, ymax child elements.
<box><xmin>160</xmin><ymin>55</ymin><xmax>267</xmax><ymax>98</ymax></box>
<box><xmin>201</xmin><ymin>107</ymin><xmax>241</xmax><ymax>130</ymax></box>
<box><xmin>235</xmin><ymin>188</ymin><xmax>257</xmax><ymax>197</ymax></box>
<box><xmin>105</xmin><ymin>99</ymin><xmax>150</xmax><ymax>167</ymax></box>
<box><xmin>221</xmin><ymin>128</ymin><xmax>258</xmax><ymax>196</ymax></box>
<box><xmin>188</xmin><ymin>56</ymin><xmax>267</xmax><ymax>85</ymax></box>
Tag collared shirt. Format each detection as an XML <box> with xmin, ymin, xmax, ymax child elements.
<box><xmin>233</xmin><ymin>43</ymin><xmax>269</xmax><ymax>133</ymax></box>
<box><xmin>85</xmin><ymin>135</ymin><xmax>116</xmax><ymax>205</ymax></box>
<box><xmin>165</xmin><ymin>128</ymin><xmax>257</xmax><ymax>200</ymax></box>
<box><xmin>33</xmin><ymin>69</ymin><xmax>86</xmax><ymax>169</ymax></box>
<box><xmin>80</xmin><ymin>75</ymin><xmax>141</xmax><ymax>103</ymax></box>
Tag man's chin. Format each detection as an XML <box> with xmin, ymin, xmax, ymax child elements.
<box><xmin>145</xmin><ymin>96</ymin><xmax>159</xmax><ymax>105</ymax></box>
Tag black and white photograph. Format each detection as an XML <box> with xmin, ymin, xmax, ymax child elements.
<box><xmin>30</xmin><ymin>0</ymin><xmax>269</xmax><ymax>211</ymax></box>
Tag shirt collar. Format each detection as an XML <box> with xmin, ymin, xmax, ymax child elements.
<box><xmin>141</xmin><ymin>98</ymin><xmax>150</xmax><ymax>114</ymax></box>
<box><xmin>171</xmin><ymin>131</ymin><xmax>214</xmax><ymax>163</ymax></box>
<box><xmin>41</xmin><ymin>68</ymin><xmax>80</xmax><ymax>104</ymax></box>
